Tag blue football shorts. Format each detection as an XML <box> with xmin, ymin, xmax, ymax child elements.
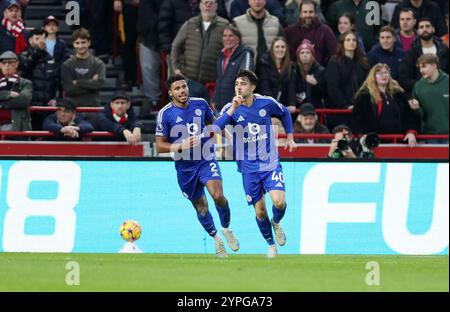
<box><xmin>177</xmin><ymin>160</ymin><xmax>222</xmax><ymax>201</ymax></box>
<box><xmin>241</xmin><ymin>163</ymin><xmax>285</xmax><ymax>205</ymax></box>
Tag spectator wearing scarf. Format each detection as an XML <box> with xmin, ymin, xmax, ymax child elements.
<box><xmin>0</xmin><ymin>1</ymin><xmax>28</xmax><ymax>55</ymax></box>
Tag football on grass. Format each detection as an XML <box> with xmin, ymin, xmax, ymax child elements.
<box><xmin>119</xmin><ymin>220</ymin><xmax>142</xmax><ymax>242</ymax></box>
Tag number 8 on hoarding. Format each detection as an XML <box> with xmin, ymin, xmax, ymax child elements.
<box><xmin>2</xmin><ymin>162</ymin><xmax>80</xmax><ymax>252</ymax></box>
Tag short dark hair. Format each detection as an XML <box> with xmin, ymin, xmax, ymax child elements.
<box><xmin>399</xmin><ymin>7</ymin><xmax>417</xmax><ymax>19</ymax></box>
<box><xmin>236</xmin><ymin>69</ymin><xmax>258</xmax><ymax>86</ymax></box>
<box><xmin>71</xmin><ymin>27</ymin><xmax>91</xmax><ymax>42</ymax></box>
<box><xmin>166</xmin><ymin>74</ymin><xmax>187</xmax><ymax>90</ymax></box>
<box><xmin>57</xmin><ymin>98</ymin><xmax>77</xmax><ymax>112</ymax></box>
<box><xmin>417</xmin><ymin>17</ymin><xmax>434</xmax><ymax>28</ymax></box>
<box><xmin>332</xmin><ymin>124</ymin><xmax>352</xmax><ymax>135</ymax></box>
<box><xmin>299</xmin><ymin>0</ymin><xmax>317</xmax><ymax>12</ymax></box>
<box><xmin>29</xmin><ymin>28</ymin><xmax>47</xmax><ymax>37</ymax></box>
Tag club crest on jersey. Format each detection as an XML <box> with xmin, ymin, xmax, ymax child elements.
<box><xmin>195</xmin><ymin>109</ymin><xmax>202</xmax><ymax>116</ymax></box>
<box><xmin>248</xmin><ymin>123</ymin><xmax>261</xmax><ymax>135</ymax></box>
<box><xmin>259</xmin><ymin>109</ymin><xmax>267</xmax><ymax>117</ymax></box>
<box><xmin>186</xmin><ymin>123</ymin><xmax>199</xmax><ymax>135</ymax></box>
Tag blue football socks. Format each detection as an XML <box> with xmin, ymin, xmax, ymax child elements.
<box><xmin>272</xmin><ymin>204</ymin><xmax>286</xmax><ymax>224</ymax></box>
<box><xmin>256</xmin><ymin>216</ymin><xmax>275</xmax><ymax>245</ymax></box>
<box><xmin>197</xmin><ymin>211</ymin><xmax>217</xmax><ymax>237</ymax></box>
<box><xmin>215</xmin><ymin>201</ymin><xmax>231</xmax><ymax>228</ymax></box>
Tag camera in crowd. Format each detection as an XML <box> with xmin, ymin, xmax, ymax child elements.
<box><xmin>337</xmin><ymin>132</ymin><xmax>380</xmax><ymax>157</ymax></box>
<box><xmin>329</xmin><ymin>125</ymin><xmax>379</xmax><ymax>159</ymax></box>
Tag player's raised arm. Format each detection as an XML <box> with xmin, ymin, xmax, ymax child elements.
<box><xmin>213</xmin><ymin>95</ymin><xmax>244</xmax><ymax>131</ymax></box>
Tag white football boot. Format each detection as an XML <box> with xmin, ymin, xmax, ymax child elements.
<box><xmin>271</xmin><ymin>219</ymin><xmax>286</xmax><ymax>246</ymax></box>
<box><xmin>267</xmin><ymin>244</ymin><xmax>278</xmax><ymax>258</ymax></box>
<box><xmin>214</xmin><ymin>235</ymin><xmax>228</xmax><ymax>258</ymax></box>
<box><xmin>221</xmin><ymin>228</ymin><xmax>240</xmax><ymax>252</ymax></box>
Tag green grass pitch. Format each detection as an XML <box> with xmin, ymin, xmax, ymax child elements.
<box><xmin>0</xmin><ymin>253</ymin><xmax>447</xmax><ymax>292</ymax></box>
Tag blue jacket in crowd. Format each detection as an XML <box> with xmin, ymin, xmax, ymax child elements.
<box><xmin>368</xmin><ymin>44</ymin><xmax>405</xmax><ymax>80</ymax></box>
<box><xmin>42</xmin><ymin>114</ymin><xmax>94</xmax><ymax>141</ymax></box>
<box><xmin>213</xmin><ymin>44</ymin><xmax>254</xmax><ymax>113</ymax></box>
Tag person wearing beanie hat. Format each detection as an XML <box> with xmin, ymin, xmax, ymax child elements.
<box><xmin>288</xmin><ymin>38</ymin><xmax>327</xmax><ymax>111</ymax></box>
<box><xmin>295</xmin><ymin>38</ymin><xmax>315</xmax><ymax>57</ymax></box>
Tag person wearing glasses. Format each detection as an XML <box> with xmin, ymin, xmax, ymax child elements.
<box><xmin>352</xmin><ymin>63</ymin><xmax>421</xmax><ymax>147</ymax></box>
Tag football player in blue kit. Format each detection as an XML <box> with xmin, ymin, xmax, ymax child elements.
<box><xmin>213</xmin><ymin>70</ymin><xmax>296</xmax><ymax>258</ymax></box>
<box><xmin>155</xmin><ymin>75</ymin><xmax>239</xmax><ymax>258</ymax></box>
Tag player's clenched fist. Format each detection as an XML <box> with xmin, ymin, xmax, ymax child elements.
<box><xmin>181</xmin><ymin>136</ymin><xmax>200</xmax><ymax>150</ymax></box>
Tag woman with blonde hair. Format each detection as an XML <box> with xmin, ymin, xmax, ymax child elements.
<box><xmin>353</xmin><ymin>63</ymin><xmax>421</xmax><ymax>147</ymax></box>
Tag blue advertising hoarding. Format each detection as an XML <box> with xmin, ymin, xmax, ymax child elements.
<box><xmin>0</xmin><ymin>160</ymin><xmax>448</xmax><ymax>255</ymax></box>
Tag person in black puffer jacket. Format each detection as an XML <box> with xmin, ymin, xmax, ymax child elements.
<box><xmin>19</xmin><ymin>29</ymin><xmax>59</xmax><ymax>130</ymax></box>
<box><xmin>325</xmin><ymin>31</ymin><xmax>369</xmax><ymax>130</ymax></box>
<box><xmin>326</xmin><ymin>31</ymin><xmax>369</xmax><ymax>110</ymax></box>
<box><xmin>256</xmin><ymin>36</ymin><xmax>293</xmax><ymax>107</ymax></box>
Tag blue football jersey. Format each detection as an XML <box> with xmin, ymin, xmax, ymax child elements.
<box><xmin>156</xmin><ymin>97</ymin><xmax>215</xmax><ymax>171</ymax></box>
<box><xmin>219</xmin><ymin>94</ymin><xmax>291</xmax><ymax>174</ymax></box>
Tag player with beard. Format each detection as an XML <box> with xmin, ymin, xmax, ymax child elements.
<box><xmin>155</xmin><ymin>75</ymin><xmax>240</xmax><ymax>258</ymax></box>
<box><xmin>398</xmin><ymin>17</ymin><xmax>449</xmax><ymax>93</ymax></box>
<box><xmin>284</xmin><ymin>0</ymin><xmax>337</xmax><ymax>65</ymax></box>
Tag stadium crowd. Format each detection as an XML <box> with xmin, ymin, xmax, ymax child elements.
<box><xmin>0</xmin><ymin>0</ymin><xmax>448</xmax><ymax>146</ymax></box>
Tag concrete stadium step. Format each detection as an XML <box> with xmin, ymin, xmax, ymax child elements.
<box><xmin>24</xmin><ymin>6</ymin><xmax>66</xmax><ymax>20</ymax></box>
<box><xmin>29</xmin><ymin>0</ymin><xmax>63</xmax><ymax>4</ymax></box>
<box><xmin>26</xmin><ymin>18</ymin><xmax>72</xmax><ymax>33</ymax></box>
